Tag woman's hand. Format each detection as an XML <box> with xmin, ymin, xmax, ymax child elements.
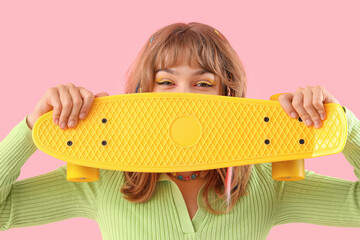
<box><xmin>26</xmin><ymin>83</ymin><xmax>109</xmax><ymax>130</ymax></box>
<box><xmin>278</xmin><ymin>85</ymin><xmax>340</xmax><ymax>129</ymax></box>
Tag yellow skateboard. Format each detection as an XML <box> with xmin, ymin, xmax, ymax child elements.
<box><xmin>32</xmin><ymin>92</ymin><xmax>347</xmax><ymax>182</ymax></box>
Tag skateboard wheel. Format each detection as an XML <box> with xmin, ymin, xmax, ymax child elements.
<box><xmin>67</xmin><ymin>162</ymin><xmax>99</xmax><ymax>182</ymax></box>
<box><xmin>272</xmin><ymin>159</ymin><xmax>305</xmax><ymax>181</ymax></box>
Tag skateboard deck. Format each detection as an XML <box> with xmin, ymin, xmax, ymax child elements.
<box><xmin>32</xmin><ymin>92</ymin><xmax>347</xmax><ymax>182</ymax></box>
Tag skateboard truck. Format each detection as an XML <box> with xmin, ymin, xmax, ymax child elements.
<box><xmin>269</xmin><ymin>93</ymin><xmax>305</xmax><ymax>181</ymax></box>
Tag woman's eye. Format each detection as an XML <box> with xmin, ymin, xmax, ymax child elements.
<box><xmin>156</xmin><ymin>80</ymin><xmax>213</xmax><ymax>87</ymax></box>
<box><xmin>196</xmin><ymin>82</ymin><xmax>213</xmax><ymax>87</ymax></box>
<box><xmin>157</xmin><ymin>81</ymin><xmax>173</xmax><ymax>86</ymax></box>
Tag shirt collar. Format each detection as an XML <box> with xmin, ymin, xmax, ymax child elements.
<box><xmin>158</xmin><ymin>173</ymin><xmax>174</xmax><ymax>182</ymax></box>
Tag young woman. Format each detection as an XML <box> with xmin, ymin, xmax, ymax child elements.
<box><xmin>1</xmin><ymin>22</ymin><xmax>359</xmax><ymax>239</ymax></box>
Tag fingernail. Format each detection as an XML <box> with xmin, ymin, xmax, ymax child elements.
<box><xmin>79</xmin><ymin>113</ymin><xmax>86</xmax><ymax>119</ymax></box>
<box><xmin>61</xmin><ymin>122</ymin><xmax>66</xmax><ymax>129</ymax></box>
<box><xmin>314</xmin><ymin>120</ymin><xmax>320</xmax><ymax>128</ymax></box>
<box><xmin>54</xmin><ymin>119</ymin><xmax>59</xmax><ymax>125</ymax></box>
<box><xmin>290</xmin><ymin>112</ymin><xmax>297</xmax><ymax>118</ymax></box>
<box><xmin>68</xmin><ymin>121</ymin><xmax>75</xmax><ymax>128</ymax></box>
<box><xmin>320</xmin><ymin>114</ymin><xmax>325</xmax><ymax>120</ymax></box>
<box><xmin>306</xmin><ymin>119</ymin><xmax>312</xmax><ymax>126</ymax></box>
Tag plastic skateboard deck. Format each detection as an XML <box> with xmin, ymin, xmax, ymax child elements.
<box><xmin>32</xmin><ymin>92</ymin><xmax>347</xmax><ymax>182</ymax></box>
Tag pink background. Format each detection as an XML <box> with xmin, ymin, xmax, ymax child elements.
<box><xmin>1</xmin><ymin>0</ymin><xmax>359</xmax><ymax>239</ymax></box>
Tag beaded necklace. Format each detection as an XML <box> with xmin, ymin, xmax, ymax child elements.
<box><xmin>169</xmin><ymin>171</ymin><xmax>201</xmax><ymax>181</ymax></box>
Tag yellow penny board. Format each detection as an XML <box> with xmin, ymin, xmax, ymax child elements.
<box><xmin>32</xmin><ymin>92</ymin><xmax>347</xmax><ymax>181</ymax></box>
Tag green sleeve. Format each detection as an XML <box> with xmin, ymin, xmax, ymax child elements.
<box><xmin>0</xmin><ymin>116</ymin><xmax>104</xmax><ymax>230</ymax></box>
<box><xmin>273</xmin><ymin>106</ymin><xmax>360</xmax><ymax>227</ymax></box>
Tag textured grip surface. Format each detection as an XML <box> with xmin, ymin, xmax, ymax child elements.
<box><xmin>32</xmin><ymin>92</ymin><xmax>347</xmax><ymax>172</ymax></box>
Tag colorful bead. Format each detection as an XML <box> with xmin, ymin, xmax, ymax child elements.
<box><xmin>149</xmin><ymin>36</ymin><xmax>154</xmax><ymax>46</ymax></box>
<box><xmin>214</xmin><ymin>29</ymin><xmax>224</xmax><ymax>40</ymax></box>
<box><xmin>172</xmin><ymin>171</ymin><xmax>201</xmax><ymax>181</ymax></box>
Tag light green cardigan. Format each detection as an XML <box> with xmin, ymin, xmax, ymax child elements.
<box><xmin>1</xmin><ymin>106</ymin><xmax>360</xmax><ymax>239</ymax></box>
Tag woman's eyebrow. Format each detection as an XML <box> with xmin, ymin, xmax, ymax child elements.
<box><xmin>155</xmin><ymin>68</ymin><xmax>211</xmax><ymax>76</ymax></box>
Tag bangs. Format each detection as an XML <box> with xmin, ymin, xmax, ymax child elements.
<box><xmin>153</xmin><ymin>32</ymin><xmax>219</xmax><ymax>74</ymax></box>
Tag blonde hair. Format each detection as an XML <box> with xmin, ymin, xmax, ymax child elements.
<box><xmin>122</xmin><ymin>22</ymin><xmax>253</xmax><ymax>215</ymax></box>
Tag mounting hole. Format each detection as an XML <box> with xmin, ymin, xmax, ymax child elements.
<box><xmin>264</xmin><ymin>117</ymin><xmax>269</xmax><ymax>122</ymax></box>
<box><xmin>102</xmin><ymin>140</ymin><xmax>107</xmax><ymax>146</ymax></box>
<box><xmin>298</xmin><ymin>117</ymin><xmax>302</xmax><ymax>122</ymax></box>
<box><xmin>299</xmin><ymin>139</ymin><xmax>305</xmax><ymax>144</ymax></box>
<box><xmin>265</xmin><ymin>139</ymin><xmax>270</xmax><ymax>145</ymax></box>
<box><xmin>102</xmin><ymin>118</ymin><xmax>107</xmax><ymax>124</ymax></box>
<box><xmin>67</xmin><ymin>141</ymin><xmax>73</xmax><ymax>146</ymax></box>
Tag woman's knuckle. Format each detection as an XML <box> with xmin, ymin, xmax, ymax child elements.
<box><xmin>73</xmin><ymin>99</ymin><xmax>82</xmax><ymax>106</ymax></box>
<box><xmin>63</xmin><ymin>101</ymin><xmax>72</xmax><ymax>108</ymax></box>
<box><xmin>53</xmin><ymin>103</ymin><xmax>62</xmax><ymax>110</ymax></box>
<box><xmin>292</xmin><ymin>101</ymin><xmax>302</xmax><ymax>108</ymax></box>
<box><xmin>301</xmin><ymin>114</ymin><xmax>310</xmax><ymax>120</ymax></box>
<box><xmin>59</xmin><ymin>116</ymin><xmax>67</xmax><ymax>122</ymax></box>
<box><xmin>303</xmin><ymin>102</ymin><xmax>312</xmax><ymax>108</ymax></box>
<box><xmin>85</xmin><ymin>95</ymin><xmax>95</xmax><ymax>102</ymax></box>
<box><xmin>313</xmin><ymin>116</ymin><xmax>321</xmax><ymax>122</ymax></box>
<box><xmin>313</xmin><ymin>101</ymin><xmax>323</xmax><ymax>108</ymax></box>
<box><xmin>85</xmin><ymin>89</ymin><xmax>94</xmax><ymax>95</ymax></box>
